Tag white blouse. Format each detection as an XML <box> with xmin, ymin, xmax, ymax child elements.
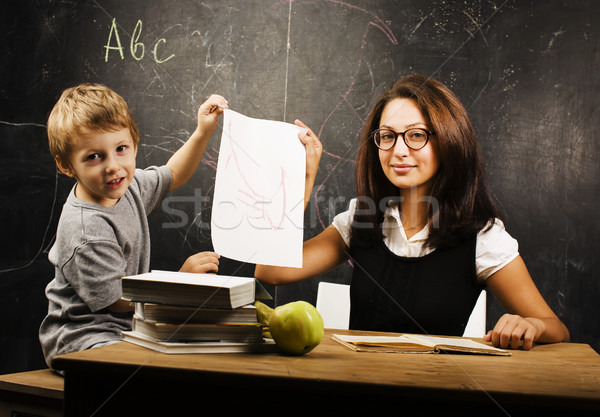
<box><xmin>331</xmin><ymin>198</ymin><xmax>519</xmax><ymax>282</ymax></box>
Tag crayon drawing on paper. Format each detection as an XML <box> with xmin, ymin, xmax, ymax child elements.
<box><xmin>211</xmin><ymin>109</ymin><xmax>306</xmax><ymax>267</ymax></box>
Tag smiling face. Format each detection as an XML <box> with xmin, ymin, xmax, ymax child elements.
<box><xmin>377</xmin><ymin>98</ymin><xmax>439</xmax><ymax>198</ymax></box>
<box><xmin>58</xmin><ymin>127</ymin><xmax>137</xmax><ymax>207</ymax></box>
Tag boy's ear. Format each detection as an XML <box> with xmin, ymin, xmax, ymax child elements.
<box><xmin>55</xmin><ymin>157</ymin><xmax>75</xmax><ymax>178</ymax></box>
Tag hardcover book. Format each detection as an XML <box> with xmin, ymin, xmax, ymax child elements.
<box><xmin>131</xmin><ymin>315</ymin><xmax>264</xmax><ymax>342</ymax></box>
<box><xmin>121</xmin><ymin>331</ymin><xmax>277</xmax><ymax>354</ymax></box>
<box><xmin>121</xmin><ymin>270</ymin><xmax>270</xmax><ymax>309</ymax></box>
<box><xmin>134</xmin><ymin>302</ymin><xmax>259</xmax><ymax>324</ymax></box>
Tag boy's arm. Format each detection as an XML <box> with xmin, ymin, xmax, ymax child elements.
<box><xmin>167</xmin><ymin>94</ymin><xmax>228</xmax><ymax>191</ymax></box>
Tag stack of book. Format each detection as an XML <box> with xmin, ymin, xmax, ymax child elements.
<box><xmin>120</xmin><ymin>270</ymin><xmax>276</xmax><ymax>353</ymax></box>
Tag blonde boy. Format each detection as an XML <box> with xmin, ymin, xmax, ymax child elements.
<box><xmin>39</xmin><ymin>84</ymin><xmax>227</xmax><ymax>368</ymax></box>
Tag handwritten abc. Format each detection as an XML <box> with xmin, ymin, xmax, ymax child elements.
<box><xmin>104</xmin><ymin>18</ymin><xmax>174</xmax><ymax>64</ymax></box>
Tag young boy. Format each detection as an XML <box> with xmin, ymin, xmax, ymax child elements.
<box><xmin>39</xmin><ymin>83</ymin><xmax>227</xmax><ymax>368</ymax></box>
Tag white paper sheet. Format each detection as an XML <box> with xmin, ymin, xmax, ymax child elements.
<box><xmin>211</xmin><ymin>109</ymin><xmax>307</xmax><ymax>267</ymax></box>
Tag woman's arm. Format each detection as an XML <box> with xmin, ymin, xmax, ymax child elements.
<box><xmin>485</xmin><ymin>255</ymin><xmax>570</xmax><ymax>350</ymax></box>
<box><xmin>255</xmin><ymin>225</ymin><xmax>349</xmax><ymax>285</ymax></box>
<box><xmin>254</xmin><ymin>119</ymin><xmax>338</xmax><ymax>285</ymax></box>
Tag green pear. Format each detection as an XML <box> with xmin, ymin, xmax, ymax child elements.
<box><xmin>268</xmin><ymin>301</ymin><xmax>324</xmax><ymax>355</ymax></box>
<box><xmin>254</xmin><ymin>301</ymin><xmax>273</xmax><ymax>338</ymax></box>
<box><xmin>254</xmin><ymin>301</ymin><xmax>273</xmax><ymax>326</ymax></box>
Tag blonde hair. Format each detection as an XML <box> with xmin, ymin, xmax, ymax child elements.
<box><xmin>47</xmin><ymin>83</ymin><xmax>139</xmax><ymax>168</ymax></box>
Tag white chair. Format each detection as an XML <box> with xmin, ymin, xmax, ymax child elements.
<box><xmin>462</xmin><ymin>290</ymin><xmax>487</xmax><ymax>337</ymax></box>
<box><xmin>315</xmin><ymin>282</ymin><xmax>351</xmax><ymax>330</ymax></box>
<box><xmin>315</xmin><ymin>281</ymin><xmax>487</xmax><ymax>337</ymax></box>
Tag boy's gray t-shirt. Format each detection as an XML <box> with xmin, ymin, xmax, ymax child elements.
<box><xmin>39</xmin><ymin>165</ymin><xmax>172</xmax><ymax>367</ymax></box>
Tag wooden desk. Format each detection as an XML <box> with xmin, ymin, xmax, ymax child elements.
<box><xmin>52</xmin><ymin>329</ymin><xmax>600</xmax><ymax>416</ymax></box>
<box><xmin>0</xmin><ymin>369</ymin><xmax>63</xmax><ymax>417</ymax></box>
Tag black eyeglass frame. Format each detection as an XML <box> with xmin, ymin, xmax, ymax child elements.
<box><xmin>371</xmin><ymin>127</ymin><xmax>434</xmax><ymax>151</ymax></box>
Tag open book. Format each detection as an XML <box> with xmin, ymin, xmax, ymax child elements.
<box><xmin>332</xmin><ymin>334</ymin><xmax>511</xmax><ymax>356</ymax></box>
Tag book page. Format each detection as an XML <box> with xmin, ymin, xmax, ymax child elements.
<box><xmin>404</xmin><ymin>334</ymin><xmax>494</xmax><ymax>349</ymax></box>
<box><xmin>333</xmin><ymin>334</ymin><xmax>429</xmax><ymax>346</ymax></box>
<box><xmin>403</xmin><ymin>334</ymin><xmax>510</xmax><ymax>355</ymax></box>
<box><xmin>211</xmin><ymin>109</ymin><xmax>307</xmax><ymax>268</ymax></box>
<box><xmin>332</xmin><ymin>334</ymin><xmax>433</xmax><ymax>351</ymax></box>
<box><xmin>332</xmin><ymin>333</ymin><xmax>511</xmax><ymax>355</ymax></box>
<box><xmin>131</xmin><ymin>270</ymin><xmax>254</xmax><ymax>289</ymax></box>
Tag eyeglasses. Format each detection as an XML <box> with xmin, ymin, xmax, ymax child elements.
<box><xmin>372</xmin><ymin>128</ymin><xmax>434</xmax><ymax>151</ymax></box>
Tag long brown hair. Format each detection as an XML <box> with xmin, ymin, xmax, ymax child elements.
<box><xmin>351</xmin><ymin>74</ymin><xmax>502</xmax><ymax>250</ymax></box>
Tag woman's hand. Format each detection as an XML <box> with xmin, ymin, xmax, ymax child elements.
<box><xmin>485</xmin><ymin>256</ymin><xmax>570</xmax><ymax>350</ymax></box>
<box><xmin>295</xmin><ymin>120</ymin><xmax>322</xmax><ymax>209</ymax></box>
<box><xmin>179</xmin><ymin>251</ymin><xmax>220</xmax><ymax>274</ymax></box>
<box><xmin>484</xmin><ymin>313</ymin><xmax>545</xmax><ymax>350</ymax></box>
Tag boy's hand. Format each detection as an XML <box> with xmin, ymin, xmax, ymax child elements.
<box><xmin>167</xmin><ymin>94</ymin><xmax>228</xmax><ymax>191</ymax></box>
<box><xmin>196</xmin><ymin>94</ymin><xmax>228</xmax><ymax>137</ymax></box>
<box><xmin>179</xmin><ymin>251</ymin><xmax>220</xmax><ymax>274</ymax></box>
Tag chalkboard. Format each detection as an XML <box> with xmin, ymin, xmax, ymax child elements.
<box><xmin>2</xmin><ymin>0</ymin><xmax>599</xmax><ymax>373</ymax></box>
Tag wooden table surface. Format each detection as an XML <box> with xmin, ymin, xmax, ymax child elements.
<box><xmin>0</xmin><ymin>369</ymin><xmax>63</xmax><ymax>400</ymax></box>
<box><xmin>53</xmin><ymin>329</ymin><xmax>600</xmax><ymax>416</ymax></box>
